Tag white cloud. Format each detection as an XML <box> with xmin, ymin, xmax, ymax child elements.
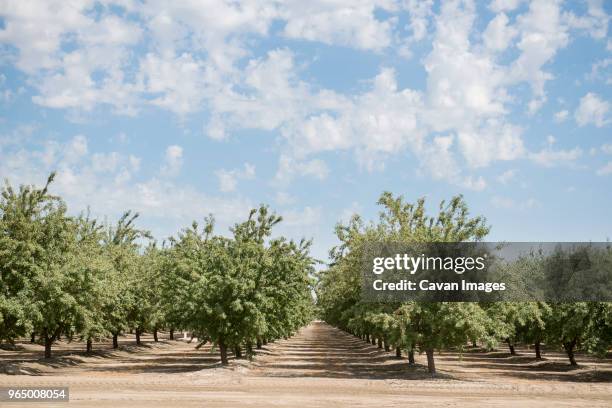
<box><xmin>483</xmin><ymin>13</ymin><xmax>517</xmax><ymax>51</ymax></box>
<box><xmin>280</xmin><ymin>1</ymin><xmax>396</xmax><ymax>50</ymax></box>
<box><xmin>489</xmin><ymin>0</ymin><xmax>525</xmax><ymax>13</ymax></box>
<box><xmin>457</xmin><ymin>122</ymin><xmax>524</xmax><ymax>168</ymax></box>
<box><xmin>64</xmin><ymin>135</ymin><xmax>88</xmax><ymax>163</ymax></box>
<box><xmin>509</xmin><ymin>0</ymin><xmax>570</xmax><ymax>113</ymax></box>
<box><xmin>215</xmin><ymin>163</ymin><xmax>256</xmax><ymax>193</ymax></box>
<box><xmin>139</xmin><ymin>52</ymin><xmax>211</xmax><ymax>115</ymax></box>
<box><xmin>554</xmin><ymin>109</ymin><xmax>569</xmax><ymax>122</ymax></box>
<box><xmin>397</xmin><ymin>0</ymin><xmax>434</xmax><ymax>57</ymax></box>
<box><xmin>128</xmin><ymin>155</ymin><xmax>141</xmax><ymax>171</ymax></box>
<box><xmin>575</xmin><ymin>92</ymin><xmax>610</xmax><ymax>127</ymax></box>
<box><xmin>215</xmin><ymin>170</ymin><xmax>237</xmax><ymax>193</ymax></box>
<box><xmin>1</xmin><ymin>0</ymin><xmax>606</xmax><ymax>192</ymax></box>
<box><xmin>563</xmin><ymin>0</ymin><xmax>609</xmax><ymax>40</ymax></box>
<box><xmin>529</xmin><ymin>146</ymin><xmax>582</xmax><ymax>167</ymax></box>
<box><xmin>405</xmin><ymin>0</ymin><xmax>433</xmax><ymax>40</ymax></box>
<box><xmin>161</xmin><ymin>145</ymin><xmax>183</xmax><ymax>177</ymax></box>
<box><xmin>0</xmin><ymin>135</ymin><xmax>254</xmax><ymax>239</ymax></box>
<box><xmin>275</xmin><ymin>155</ymin><xmax>329</xmax><ymax>185</ymax></box>
<box><xmin>92</xmin><ymin>152</ymin><xmax>121</xmax><ymax>174</ymax></box>
<box><xmin>587</xmin><ymin>58</ymin><xmax>611</xmax><ymax>85</ymax></box>
<box><xmin>596</xmin><ymin>161</ymin><xmax>612</xmax><ymax>176</ymax></box>
<box><xmin>0</xmin><ymin>0</ymin><xmax>92</xmax><ymax>73</ymax></box>
<box><xmin>496</xmin><ymin>169</ymin><xmax>517</xmax><ymax>184</ymax></box>
<box><xmin>0</xmin><ymin>1</ymin><xmax>143</xmax><ymax>114</ymax></box>
<box><xmin>424</xmin><ymin>0</ymin><xmax>508</xmax><ymax>123</ymax></box>
<box><xmin>417</xmin><ymin>134</ymin><xmax>486</xmax><ymax>191</ymax></box>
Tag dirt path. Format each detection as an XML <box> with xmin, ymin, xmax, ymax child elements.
<box><xmin>1</xmin><ymin>321</ymin><xmax>611</xmax><ymax>407</ymax></box>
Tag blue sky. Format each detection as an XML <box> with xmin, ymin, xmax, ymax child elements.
<box><xmin>0</xmin><ymin>0</ymin><xmax>611</xmax><ymax>263</ymax></box>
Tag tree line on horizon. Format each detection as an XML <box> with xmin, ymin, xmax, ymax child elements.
<box><xmin>316</xmin><ymin>192</ymin><xmax>612</xmax><ymax>376</ymax></box>
<box><xmin>0</xmin><ymin>173</ymin><xmax>315</xmax><ymax>363</ymax></box>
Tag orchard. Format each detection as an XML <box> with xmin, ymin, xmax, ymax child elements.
<box><xmin>1</xmin><ymin>175</ymin><xmax>610</xmax><ymax>376</ymax></box>
<box><xmin>316</xmin><ymin>192</ymin><xmax>612</xmax><ymax>375</ymax></box>
<box><xmin>0</xmin><ymin>174</ymin><xmax>314</xmax><ymax>362</ymax></box>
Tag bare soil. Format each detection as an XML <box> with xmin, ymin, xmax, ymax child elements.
<box><xmin>1</xmin><ymin>321</ymin><xmax>610</xmax><ymax>407</ymax></box>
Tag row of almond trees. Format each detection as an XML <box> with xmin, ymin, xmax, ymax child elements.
<box><xmin>316</xmin><ymin>192</ymin><xmax>612</xmax><ymax>376</ymax></box>
<box><xmin>0</xmin><ymin>174</ymin><xmax>315</xmax><ymax>363</ymax></box>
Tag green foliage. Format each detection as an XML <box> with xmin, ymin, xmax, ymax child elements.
<box><xmin>318</xmin><ymin>192</ymin><xmax>491</xmax><ymax>375</ymax></box>
<box><xmin>2</xmin><ymin>175</ymin><xmax>610</xmax><ymax>372</ymax></box>
<box><xmin>318</xmin><ymin>192</ymin><xmax>612</xmax><ymax>371</ymax></box>
<box><xmin>1</xmin><ymin>175</ymin><xmax>313</xmax><ymax>362</ymax></box>
<box><xmin>162</xmin><ymin>207</ymin><xmax>315</xmax><ymax>363</ymax></box>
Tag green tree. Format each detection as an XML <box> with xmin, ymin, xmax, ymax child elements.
<box><xmin>318</xmin><ymin>192</ymin><xmax>492</xmax><ymax>376</ymax></box>
<box><xmin>102</xmin><ymin>211</ymin><xmax>150</xmax><ymax>347</ymax></box>
<box><xmin>0</xmin><ymin>175</ymin><xmax>60</xmax><ymax>344</ymax></box>
<box><xmin>165</xmin><ymin>207</ymin><xmax>315</xmax><ymax>365</ymax></box>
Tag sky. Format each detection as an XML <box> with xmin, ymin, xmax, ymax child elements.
<box><xmin>0</xmin><ymin>0</ymin><xmax>611</xmax><ymax>264</ymax></box>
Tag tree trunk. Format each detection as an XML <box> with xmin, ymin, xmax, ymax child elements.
<box><xmin>506</xmin><ymin>338</ymin><xmax>516</xmax><ymax>355</ymax></box>
<box><xmin>112</xmin><ymin>332</ymin><xmax>119</xmax><ymax>349</ymax></box>
<box><xmin>153</xmin><ymin>328</ymin><xmax>158</xmax><ymax>342</ymax></box>
<box><xmin>535</xmin><ymin>341</ymin><xmax>542</xmax><ymax>359</ymax></box>
<box><xmin>256</xmin><ymin>338</ymin><xmax>262</xmax><ymax>349</ymax></box>
<box><xmin>425</xmin><ymin>348</ymin><xmax>436</xmax><ymax>377</ymax></box>
<box><xmin>262</xmin><ymin>338</ymin><xmax>268</xmax><ymax>345</ymax></box>
<box><xmin>384</xmin><ymin>339</ymin><xmax>390</xmax><ymax>352</ymax></box>
<box><xmin>472</xmin><ymin>340</ymin><xmax>477</xmax><ymax>348</ymax></box>
<box><xmin>564</xmin><ymin>340</ymin><xmax>577</xmax><ymax>366</ymax></box>
<box><xmin>377</xmin><ymin>338</ymin><xmax>382</xmax><ymax>348</ymax></box>
<box><xmin>135</xmin><ymin>328</ymin><xmax>142</xmax><ymax>345</ymax></box>
<box><xmin>395</xmin><ymin>347</ymin><xmax>401</xmax><ymax>358</ymax></box>
<box><xmin>169</xmin><ymin>328</ymin><xmax>174</xmax><ymax>340</ymax></box>
<box><xmin>219</xmin><ymin>339</ymin><xmax>228</xmax><ymax>365</ymax></box>
<box><xmin>44</xmin><ymin>335</ymin><xmax>53</xmax><ymax>359</ymax></box>
<box><xmin>234</xmin><ymin>346</ymin><xmax>243</xmax><ymax>359</ymax></box>
<box><xmin>246</xmin><ymin>341</ymin><xmax>253</xmax><ymax>356</ymax></box>
<box><xmin>371</xmin><ymin>337</ymin><xmax>376</xmax><ymax>345</ymax></box>
<box><xmin>31</xmin><ymin>333</ymin><xmax>36</xmax><ymax>343</ymax></box>
<box><xmin>408</xmin><ymin>349</ymin><xmax>415</xmax><ymax>365</ymax></box>
<box><xmin>86</xmin><ymin>338</ymin><xmax>93</xmax><ymax>353</ymax></box>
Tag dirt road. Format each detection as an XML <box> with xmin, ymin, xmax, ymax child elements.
<box><xmin>1</xmin><ymin>321</ymin><xmax>611</xmax><ymax>407</ymax></box>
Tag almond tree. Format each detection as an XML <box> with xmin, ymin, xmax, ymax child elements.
<box><xmin>73</xmin><ymin>214</ymin><xmax>114</xmax><ymax>353</ymax></box>
<box><xmin>0</xmin><ymin>174</ymin><xmax>66</xmax><ymax>342</ymax></box>
<box><xmin>318</xmin><ymin>192</ymin><xmax>492</xmax><ymax>376</ymax></box>
<box><xmin>0</xmin><ymin>175</ymin><xmax>59</xmax><ymax>344</ymax></box>
<box><xmin>164</xmin><ymin>207</ymin><xmax>315</xmax><ymax>365</ymax></box>
<box><xmin>0</xmin><ymin>174</ymin><xmax>99</xmax><ymax>358</ymax></box>
<box><xmin>102</xmin><ymin>211</ymin><xmax>150</xmax><ymax>347</ymax></box>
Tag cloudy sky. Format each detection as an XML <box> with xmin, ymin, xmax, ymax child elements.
<box><xmin>0</xmin><ymin>0</ymin><xmax>611</xmax><ymax>262</ymax></box>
